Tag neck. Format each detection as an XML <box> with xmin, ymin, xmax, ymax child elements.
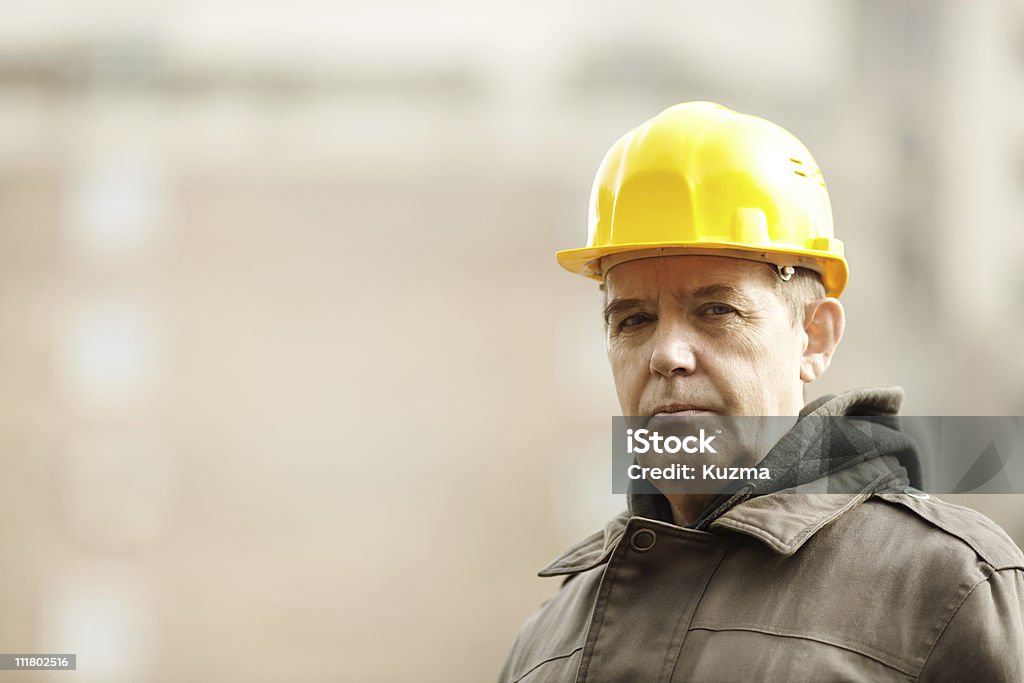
<box><xmin>666</xmin><ymin>493</ymin><xmax>719</xmax><ymax>527</ymax></box>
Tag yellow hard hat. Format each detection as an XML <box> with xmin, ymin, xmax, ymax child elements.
<box><xmin>556</xmin><ymin>101</ymin><xmax>848</xmax><ymax>297</ymax></box>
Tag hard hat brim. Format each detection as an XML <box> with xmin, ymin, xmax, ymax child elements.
<box><xmin>556</xmin><ymin>241</ymin><xmax>848</xmax><ymax>298</ymax></box>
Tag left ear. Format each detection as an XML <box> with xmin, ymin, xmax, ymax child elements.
<box><xmin>800</xmin><ymin>298</ymin><xmax>845</xmax><ymax>383</ymax></box>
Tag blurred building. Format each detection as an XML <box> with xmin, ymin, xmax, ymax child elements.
<box><xmin>0</xmin><ymin>1</ymin><xmax>1022</xmax><ymax>681</ymax></box>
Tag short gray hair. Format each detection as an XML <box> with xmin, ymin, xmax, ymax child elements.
<box><xmin>775</xmin><ymin>267</ymin><xmax>826</xmax><ymax>327</ymax></box>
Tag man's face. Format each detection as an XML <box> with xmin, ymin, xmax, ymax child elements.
<box><xmin>604</xmin><ymin>255</ymin><xmax>808</xmax><ymax>417</ymax></box>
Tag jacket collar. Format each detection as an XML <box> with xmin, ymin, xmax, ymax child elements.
<box><xmin>539</xmin><ymin>454</ymin><xmax>909</xmax><ymax>576</ymax></box>
<box><xmin>706</xmin><ymin>454</ymin><xmax>908</xmax><ymax>555</ymax></box>
<box><xmin>539</xmin><ymin>386</ymin><xmax>912</xmax><ymax>577</ymax></box>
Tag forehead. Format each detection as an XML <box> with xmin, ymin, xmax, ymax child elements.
<box><xmin>604</xmin><ymin>254</ymin><xmax>777</xmax><ymax>298</ymax></box>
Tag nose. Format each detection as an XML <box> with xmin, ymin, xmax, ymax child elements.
<box><xmin>649</xmin><ymin>321</ymin><xmax>697</xmax><ymax>378</ymax></box>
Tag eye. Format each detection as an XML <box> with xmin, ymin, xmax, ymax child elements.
<box><xmin>705</xmin><ymin>303</ymin><xmax>737</xmax><ymax>316</ymax></box>
<box><xmin>619</xmin><ymin>312</ymin><xmax>653</xmax><ymax>329</ymax></box>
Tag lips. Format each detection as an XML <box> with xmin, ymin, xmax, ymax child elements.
<box><xmin>650</xmin><ymin>403</ymin><xmax>716</xmax><ymax>416</ymax></box>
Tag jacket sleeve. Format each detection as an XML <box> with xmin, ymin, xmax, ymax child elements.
<box><xmin>918</xmin><ymin>568</ymin><xmax>1024</xmax><ymax>682</ymax></box>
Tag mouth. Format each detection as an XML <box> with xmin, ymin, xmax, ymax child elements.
<box><xmin>650</xmin><ymin>403</ymin><xmax>717</xmax><ymax>416</ymax></box>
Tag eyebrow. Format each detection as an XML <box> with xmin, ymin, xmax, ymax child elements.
<box><xmin>602</xmin><ymin>283</ymin><xmax>757</xmax><ymax>324</ymax></box>
<box><xmin>690</xmin><ymin>283</ymin><xmax>755</xmax><ymax>306</ymax></box>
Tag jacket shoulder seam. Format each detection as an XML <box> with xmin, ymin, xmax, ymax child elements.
<box><xmin>915</xmin><ymin>571</ymin><xmax>997</xmax><ymax>680</ymax></box>
<box><xmin>874</xmin><ymin>494</ymin><xmax>1024</xmax><ymax>570</ymax></box>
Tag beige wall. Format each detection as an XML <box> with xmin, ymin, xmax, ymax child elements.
<box><xmin>0</xmin><ymin>1</ymin><xmax>1023</xmax><ymax>681</ymax></box>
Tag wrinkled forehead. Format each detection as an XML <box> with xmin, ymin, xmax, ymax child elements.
<box><xmin>603</xmin><ymin>254</ymin><xmax>779</xmax><ymax>298</ymax></box>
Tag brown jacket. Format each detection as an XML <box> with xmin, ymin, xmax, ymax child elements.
<box><xmin>500</xmin><ymin>389</ymin><xmax>1024</xmax><ymax>682</ymax></box>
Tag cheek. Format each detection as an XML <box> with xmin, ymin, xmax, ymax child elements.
<box><xmin>717</xmin><ymin>325</ymin><xmax>800</xmax><ymax>388</ymax></box>
<box><xmin>757</xmin><ymin>330</ymin><xmax>805</xmax><ymax>381</ymax></box>
<box><xmin>607</xmin><ymin>346</ymin><xmax>647</xmax><ymax>409</ymax></box>
<box><xmin>712</xmin><ymin>329</ymin><xmax>769</xmax><ymax>375</ymax></box>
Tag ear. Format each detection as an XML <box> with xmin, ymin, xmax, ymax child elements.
<box><xmin>800</xmin><ymin>298</ymin><xmax>845</xmax><ymax>383</ymax></box>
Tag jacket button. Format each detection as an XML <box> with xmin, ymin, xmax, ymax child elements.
<box><xmin>629</xmin><ymin>528</ymin><xmax>657</xmax><ymax>552</ymax></box>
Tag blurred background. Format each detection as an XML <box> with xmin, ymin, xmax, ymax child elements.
<box><xmin>0</xmin><ymin>0</ymin><xmax>1023</xmax><ymax>680</ymax></box>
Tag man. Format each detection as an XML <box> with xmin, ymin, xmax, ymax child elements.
<box><xmin>499</xmin><ymin>102</ymin><xmax>1024</xmax><ymax>681</ymax></box>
